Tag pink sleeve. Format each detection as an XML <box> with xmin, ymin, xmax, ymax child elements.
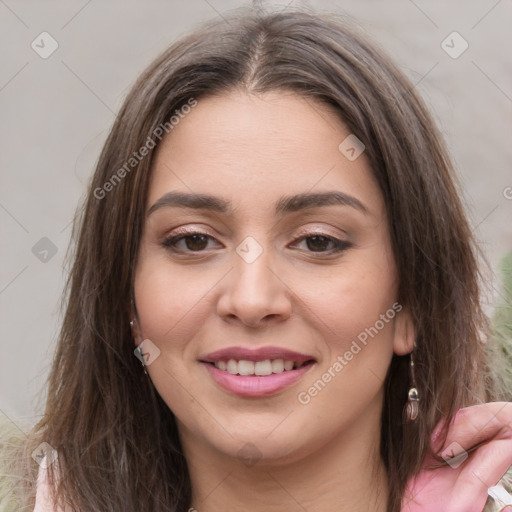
<box><xmin>402</xmin><ymin>402</ymin><xmax>512</xmax><ymax>512</ymax></box>
<box><xmin>33</xmin><ymin>457</ymin><xmax>68</xmax><ymax>512</ymax></box>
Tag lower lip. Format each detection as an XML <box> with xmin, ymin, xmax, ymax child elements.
<box><xmin>201</xmin><ymin>362</ymin><xmax>315</xmax><ymax>397</ymax></box>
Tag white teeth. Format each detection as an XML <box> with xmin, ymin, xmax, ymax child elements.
<box><xmin>255</xmin><ymin>360</ymin><xmax>272</xmax><ymax>376</ymax></box>
<box><xmin>213</xmin><ymin>358</ymin><xmax>309</xmax><ymax>375</ymax></box>
<box><xmin>238</xmin><ymin>360</ymin><xmax>254</xmax><ymax>376</ymax></box>
<box><xmin>226</xmin><ymin>359</ymin><xmax>238</xmax><ymax>375</ymax></box>
<box><xmin>271</xmin><ymin>359</ymin><xmax>284</xmax><ymax>373</ymax></box>
<box><xmin>284</xmin><ymin>360</ymin><xmax>294</xmax><ymax>371</ymax></box>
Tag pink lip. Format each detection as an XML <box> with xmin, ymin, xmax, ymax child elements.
<box><xmin>200</xmin><ymin>346</ymin><xmax>314</xmax><ymax>364</ymax></box>
<box><xmin>201</xmin><ymin>361</ymin><xmax>315</xmax><ymax>397</ymax></box>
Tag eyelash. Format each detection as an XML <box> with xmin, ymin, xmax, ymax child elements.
<box><xmin>161</xmin><ymin>229</ymin><xmax>352</xmax><ymax>256</ymax></box>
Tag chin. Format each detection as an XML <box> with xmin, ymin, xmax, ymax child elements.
<box><xmin>202</xmin><ymin>424</ymin><xmax>319</xmax><ymax>468</ymax></box>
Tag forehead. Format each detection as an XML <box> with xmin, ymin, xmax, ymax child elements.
<box><xmin>147</xmin><ymin>90</ymin><xmax>384</xmax><ymax>219</ymax></box>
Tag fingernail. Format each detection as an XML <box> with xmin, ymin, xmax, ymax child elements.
<box><xmin>501</xmin><ymin>506</ymin><xmax>512</xmax><ymax>512</ymax></box>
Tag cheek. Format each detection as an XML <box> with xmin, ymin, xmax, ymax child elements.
<box><xmin>295</xmin><ymin>258</ymin><xmax>398</xmax><ymax>427</ymax></box>
<box><xmin>313</xmin><ymin>247</ymin><xmax>397</xmax><ymax>349</ymax></box>
<box><xmin>133</xmin><ymin>249</ymin><xmax>213</xmax><ymax>352</ymax></box>
<box><xmin>133</xmin><ymin>251</ymin><xmax>212</xmax><ymax>412</ymax></box>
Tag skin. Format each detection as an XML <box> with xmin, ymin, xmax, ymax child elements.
<box><xmin>132</xmin><ymin>90</ymin><xmax>415</xmax><ymax>512</ymax></box>
<box><xmin>403</xmin><ymin>402</ymin><xmax>512</xmax><ymax>512</ymax></box>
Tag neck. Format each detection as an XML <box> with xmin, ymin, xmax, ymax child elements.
<box><xmin>180</xmin><ymin>394</ymin><xmax>389</xmax><ymax>512</ymax></box>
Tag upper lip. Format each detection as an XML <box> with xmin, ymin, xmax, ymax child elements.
<box><xmin>200</xmin><ymin>346</ymin><xmax>315</xmax><ymax>364</ymax></box>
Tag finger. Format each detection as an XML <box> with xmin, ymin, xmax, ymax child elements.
<box><xmin>438</xmin><ymin>402</ymin><xmax>512</xmax><ymax>454</ymax></box>
<box><xmin>454</xmin><ymin>436</ymin><xmax>512</xmax><ymax>499</ymax></box>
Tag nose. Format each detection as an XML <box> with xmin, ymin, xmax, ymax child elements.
<box><xmin>216</xmin><ymin>246</ymin><xmax>293</xmax><ymax>329</ymax></box>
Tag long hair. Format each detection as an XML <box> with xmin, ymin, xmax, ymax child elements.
<box><xmin>5</xmin><ymin>6</ymin><xmax>507</xmax><ymax>512</ymax></box>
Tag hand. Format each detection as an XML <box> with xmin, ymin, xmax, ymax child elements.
<box><xmin>402</xmin><ymin>402</ymin><xmax>512</xmax><ymax>512</ymax></box>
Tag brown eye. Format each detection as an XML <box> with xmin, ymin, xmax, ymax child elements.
<box><xmin>292</xmin><ymin>234</ymin><xmax>352</xmax><ymax>254</ymax></box>
<box><xmin>162</xmin><ymin>232</ymin><xmax>218</xmax><ymax>252</ymax></box>
<box><xmin>305</xmin><ymin>235</ymin><xmax>331</xmax><ymax>252</ymax></box>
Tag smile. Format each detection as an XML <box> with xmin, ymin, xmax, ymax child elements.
<box><xmin>211</xmin><ymin>358</ymin><xmax>313</xmax><ymax>375</ymax></box>
<box><xmin>199</xmin><ymin>346</ymin><xmax>316</xmax><ymax>397</ymax></box>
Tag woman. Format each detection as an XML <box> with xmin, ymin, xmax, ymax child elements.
<box><xmin>1</xmin><ymin>6</ymin><xmax>511</xmax><ymax>512</ymax></box>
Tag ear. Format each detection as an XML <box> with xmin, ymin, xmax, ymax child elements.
<box><xmin>128</xmin><ymin>293</ymin><xmax>143</xmax><ymax>345</ymax></box>
<box><xmin>392</xmin><ymin>305</ymin><xmax>415</xmax><ymax>356</ymax></box>
<box><xmin>129</xmin><ymin>310</ymin><xmax>142</xmax><ymax>346</ymax></box>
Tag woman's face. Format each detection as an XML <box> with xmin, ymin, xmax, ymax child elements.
<box><xmin>134</xmin><ymin>90</ymin><xmax>413</xmax><ymax>466</ymax></box>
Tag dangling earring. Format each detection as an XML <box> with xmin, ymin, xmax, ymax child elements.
<box><xmin>130</xmin><ymin>318</ymin><xmax>148</xmax><ymax>376</ymax></box>
<box><xmin>404</xmin><ymin>346</ymin><xmax>419</xmax><ymax>422</ymax></box>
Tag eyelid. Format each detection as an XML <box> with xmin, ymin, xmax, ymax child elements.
<box><xmin>293</xmin><ymin>223</ymin><xmax>349</xmax><ymax>239</ymax></box>
<box><xmin>160</xmin><ymin>227</ymin><xmax>221</xmax><ymax>248</ymax></box>
<box><xmin>164</xmin><ymin>224</ymin><xmax>347</xmax><ymax>244</ymax></box>
<box><xmin>161</xmin><ymin>225</ymin><xmax>219</xmax><ymax>241</ymax></box>
<box><xmin>161</xmin><ymin>225</ymin><xmax>352</xmax><ymax>256</ymax></box>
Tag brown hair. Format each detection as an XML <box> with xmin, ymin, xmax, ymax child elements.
<box><xmin>6</xmin><ymin>6</ymin><xmax>507</xmax><ymax>512</ymax></box>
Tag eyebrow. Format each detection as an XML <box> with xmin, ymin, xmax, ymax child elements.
<box><xmin>147</xmin><ymin>190</ymin><xmax>369</xmax><ymax>217</ymax></box>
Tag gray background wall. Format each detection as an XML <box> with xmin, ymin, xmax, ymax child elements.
<box><xmin>1</xmin><ymin>0</ymin><xmax>511</xmax><ymax>428</ymax></box>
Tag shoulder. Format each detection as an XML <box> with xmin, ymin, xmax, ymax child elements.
<box><xmin>33</xmin><ymin>456</ymin><xmax>72</xmax><ymax>512</ymax></box>
<box><xmin>33</xmin><ymin>461</ymin><xmax>59</xmax><ymax>512</ymax></box>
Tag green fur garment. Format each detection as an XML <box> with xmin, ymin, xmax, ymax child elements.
<box><xmin>1</xmin><ymin>252</ymin><xmax>512</xmax><ymax>512</ymax></box>
<box><xmin>484</xmin><ymin>251</ymin><xmax>512</xmax><ymax>512</ymax></box>
<box><xmin>0</xmin><ymin>416</ymin><xmax>31</xmax><ymax>512</ymax></box>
